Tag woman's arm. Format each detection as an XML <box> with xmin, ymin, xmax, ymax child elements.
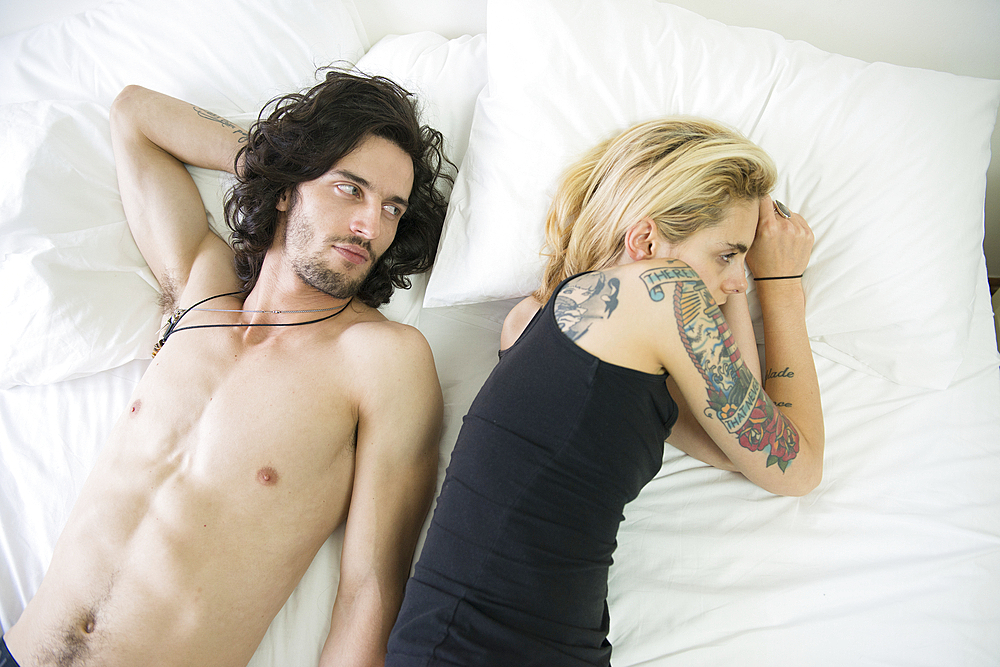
<box><xmin>743</xmin><ymin>198</ymin><xmax>824</xmax><ymax>483</ymax></box>
<box><xmin>663</xmin><ymin>292</ymin><xmax>759</xmax><ymax>472</ymax></box>
<box><xmin>720</xmin><ymin>292</ymin><xmax>762</xmax><ymax>382</ymax></box>
<box><xmin>648</xmin><ymin>199</ymin><xmax>823</xmax><ymax>496</ymax></box>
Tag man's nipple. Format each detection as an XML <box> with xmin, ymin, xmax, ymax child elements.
<box><xmin>79</xmin><ymin>609</ymin><xmax>97</xmax><ymax>634</ymax></box>
<box><xmin>257</xmin><ymin>466</ymin><xmax>279</xmax><ymax>485</ymax></box>
<box><xmin>129</xmin><ymin>399</ymin><xmax>141</xmax><ymax>415</ymax></box>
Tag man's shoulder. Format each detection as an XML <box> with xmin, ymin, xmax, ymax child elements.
<box><xmin>337</xmin><ymin>309</ymin><xmax>435</xmax><ymax>375</ymax></box>
<box><xmin>344</xmin><ymin>308</ymin><xmax>428</xmax><ymax>348</ymax></box>
<box><xmin>339</xmin><ymin>311</ymin><xmax>442</xmax><ymax>424</ymax></box>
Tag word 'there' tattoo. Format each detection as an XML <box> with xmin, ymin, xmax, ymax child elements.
<box><xmin>640</xmin><ymin>267</ymin><xmax>800</xmax><ymax>471</ymax></box>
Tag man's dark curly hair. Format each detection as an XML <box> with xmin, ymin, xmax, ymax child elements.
<box><xmin>224</xmin><ymin>67</ymin><xmax>454</xmax><ymax>308</ymax></box>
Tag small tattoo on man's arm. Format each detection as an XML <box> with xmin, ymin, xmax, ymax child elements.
<box><xmin>775</xmin><ymin>401</ymin><xmax>792</xmax><ymax>408</ymax></box>
<box><xmin>765</xmin><ymin>367</ymin><xmax>795</xmax><ymax>381</ymax></box>
<box><xmin>194</xmin><ymin>106</ymin><xmax>248</xmax><ymax>143</ymax></box>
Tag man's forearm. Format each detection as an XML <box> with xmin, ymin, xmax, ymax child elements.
<box><xmin>320</xmin><ymin>579</ymin><xmax>398</xmax><ymax>667</ymax></box>
<box><xmin>112</xmin><ymin>85</ymin><xmax>246</xmax><ymax>174</ymax></box>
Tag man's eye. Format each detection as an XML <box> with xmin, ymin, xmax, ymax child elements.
<box><xmin>721</xmin><ymin>253</ymin><xmax>737</xmax><ymax>264</ymax></box>
<box><xmin>383</xmin><ymin>204</ymin><xmax>401</xmax><ymax>217</ymax></box>
<box><xmin>337</xmin><ymin>183</ymin><xmax>361</xmax><ymax>197</ymax></box>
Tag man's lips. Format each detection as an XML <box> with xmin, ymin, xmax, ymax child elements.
<box><xmin>333</xmin><ymin>244</ymin><xmax>370</xmax><ymax>265</ymax></box>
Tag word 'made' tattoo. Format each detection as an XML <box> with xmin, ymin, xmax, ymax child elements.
<box><xmin>554</xmin><ymin>272</ymin><xmax>620</xmax><ymax>342</ymax></box>
<box><xmin>194</xmin><ymin>106</ymin><xmax>248</xmax><ymax>143</ymax></box>
<box><xmin>766</xmin><ymin>366</ymin><xmax>795</xmax><ymax>381</ymax></box>
<box><xmin>640</xmin><ymin>266</ymin><xmax>800</xmax><ymax>471</ymax></box>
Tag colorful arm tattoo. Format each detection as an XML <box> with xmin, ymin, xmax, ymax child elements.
<box><xmin>640</xmin><ymin>267</ymin><xmax>799</xmax><ymax>471</ymax></box>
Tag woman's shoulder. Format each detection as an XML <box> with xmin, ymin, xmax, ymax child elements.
<box><xmin>500</xmin><ymin>296</ymin><xmax>544</xmax><ymax>351</ymax></box>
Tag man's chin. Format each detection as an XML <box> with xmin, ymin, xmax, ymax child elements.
<box><xmin>297</xmin><ymin>267</ymin><xmax>368</xmax><ymax>300</ymax></box>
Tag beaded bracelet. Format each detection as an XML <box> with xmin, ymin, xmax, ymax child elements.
<box><xmin>754</xmin><ymin>274</ymin><xmax>803</xmax><ymax>281</ymax></box>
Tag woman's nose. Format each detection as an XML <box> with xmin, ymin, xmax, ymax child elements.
<box><xmin>726</xmin><ymin>269</ymin><xmax>748</xmax><ymax>294</ymax></box>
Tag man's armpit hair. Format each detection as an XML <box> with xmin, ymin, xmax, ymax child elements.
<box><xmin>157</xmin><ymin>273</ymin><xmax>180</xmax><ymax>316</ymax></box>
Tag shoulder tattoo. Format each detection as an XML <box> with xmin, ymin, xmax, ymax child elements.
<box><xmin>554</xmin><ymin>272</ymin><xmax>620</xmax><ymax>342</ymax></box>
<box><xmin>640</xmin><ymin>266</ymin><xmax>800</xmax><ymax>472</ymax></box>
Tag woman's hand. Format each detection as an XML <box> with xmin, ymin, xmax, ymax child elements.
<box><xmin>746</xmin><ymin>196</ymin><xmax>814</xmax><ymax>280</ymax></box>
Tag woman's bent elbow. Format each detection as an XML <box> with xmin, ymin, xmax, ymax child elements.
<box><xmin>776</xmin><ymin>455</ymin><xmax>823</xmax><ymax>497</ymax></box>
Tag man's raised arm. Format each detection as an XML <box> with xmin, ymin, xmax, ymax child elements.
<box><xmin>110</xmin><ymin>85</ymin><xmax>245</xmax><ymax>306</ymax></box>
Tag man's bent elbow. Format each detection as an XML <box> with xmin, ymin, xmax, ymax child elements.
<box><xmin>109</xmin><ymin>85</ymin><xmax>152</xmax><ymax>136</ymax></box>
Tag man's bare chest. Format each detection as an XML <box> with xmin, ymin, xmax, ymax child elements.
<box><xmin>108</xmin><ymin>332</ymin><xmax>361</xmax><ymax>503</ymax></box>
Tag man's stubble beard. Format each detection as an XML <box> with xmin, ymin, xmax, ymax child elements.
<box><xmin>285</xmin><ymin>209</ymin><xmax>378</xmax><ymax>300</ymax></box>
<box><xmin>293</xmin><ymin>252</ymin><xmax>372</xmax><ymax>299</ymax></box>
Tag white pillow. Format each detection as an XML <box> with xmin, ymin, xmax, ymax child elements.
<box><xmin>353</xmin><ymin>33</ymin><xmax>489</xmax><ymax>328</ymax></box>
<box><xmin>424</xmin><ymin>0</ymin><xmax>1000</xmax><ymax>389</ymax></box>
<box><xmin>0</xmin><ymin>101</ymin><xmax>161</xmax><ymax>388</ymax></box>
<box><xmin>356</xmin><ymin>32</ymin><xmax>488</xmax><ymax>177</ymax></box>
<box><xmin>0</xmin><ymin>0</ymin><xmax>368</xmax><ymax>112</ymax></box>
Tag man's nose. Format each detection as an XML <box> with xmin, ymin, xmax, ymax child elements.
<box><xmin>351</xmin><ymin>202</ymin><xmax>381</xmax><ymax>240</ymax></box>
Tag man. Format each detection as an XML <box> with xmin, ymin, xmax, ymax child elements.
<box><xmin>2</xmin><ymin>69</ymin><xmax>451</xmax><ymax>667</ymax></box>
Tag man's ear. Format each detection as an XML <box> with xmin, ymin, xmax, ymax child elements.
<box><xmin>622</xmin><ymin>217</ymin><xmax>666</xmax><ymax>262</ymax></box>
<box><xmin>276</xmin><ymin>188</ymin><xmax>291</xmax><ymax>212</ymax></box>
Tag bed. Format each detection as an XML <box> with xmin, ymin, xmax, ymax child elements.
<box><xmin>2</xmin><ymin>0</ymin><xmax>999</xmax><ymax>665</ymax></box>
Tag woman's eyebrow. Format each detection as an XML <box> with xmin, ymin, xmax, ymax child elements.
<box><xmin>720</xmin><ymin>241</ymin><xmax>750</xmax><ymax>253</ymax></box>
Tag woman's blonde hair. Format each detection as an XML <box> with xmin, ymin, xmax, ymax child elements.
<box><xmin>535</xmin><ymin>117</ymin><xmax>776</xmax><ymax>303</ymax></box>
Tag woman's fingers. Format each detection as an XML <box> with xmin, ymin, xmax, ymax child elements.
<box><xmin>747</xmin><ymin>197</ymin><xmax>814</xmax><ymax>278</ymax></box>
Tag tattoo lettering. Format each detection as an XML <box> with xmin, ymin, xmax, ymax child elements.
<box><xmin>766</xmin><ymin>367</ymin><xmax>795</xmax><ymax>381</ymax></box>
<box><xmin>554</xmin><ymin>273</ymin><xmax>620</xmax><ymax>342</ymax></box>
<box><xmin>194</xmin><ymin>106</ymin><xmax>248</xmax><ymax>143</ymax></box>
<box><xmin>640</xmin><ymin>266</ymin><xmax>800</xmax><ymax>472</ymax></box>
<box><xmin>640</xmin><ymin>265</ymin><xmax>700</xmax><ymax>301</ymax></box>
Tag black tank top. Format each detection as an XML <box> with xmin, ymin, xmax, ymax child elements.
<box><xmin>387</xmin><ymin>274</ymin><xmax>679</xmax><ymax>666</ymax></box>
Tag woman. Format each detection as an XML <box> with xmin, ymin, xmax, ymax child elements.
<box><xmin>386</xmin><ymin>118</ymin><xmax>823</xmax><ymax>666</ymax></box>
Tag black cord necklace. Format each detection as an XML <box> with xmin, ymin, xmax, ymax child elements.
<box><xmin>152</xmin><ymin>291</ymin><xmax>353</xmax><ymax>357</ymax></box>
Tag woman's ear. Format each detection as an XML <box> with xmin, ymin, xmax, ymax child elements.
<box><xmin>621</xmin><ymin>217</ymin><xmax>666</xmax><ymax>263</ymax></box>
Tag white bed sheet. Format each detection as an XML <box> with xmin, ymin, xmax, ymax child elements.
<box><xmin>2</xmin><ymin>1</ymin><xmax>1000</xmax><ymax>666</ymax></box>
<box><xmin>3</xmin><ymin>281</ymin><xmax>998</xmax><ymax>666</ymax></box>
<box><xmin>610</xmin><ymin>277</ymin><xmax>1000</xmax><ymax>666</ymax></box>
